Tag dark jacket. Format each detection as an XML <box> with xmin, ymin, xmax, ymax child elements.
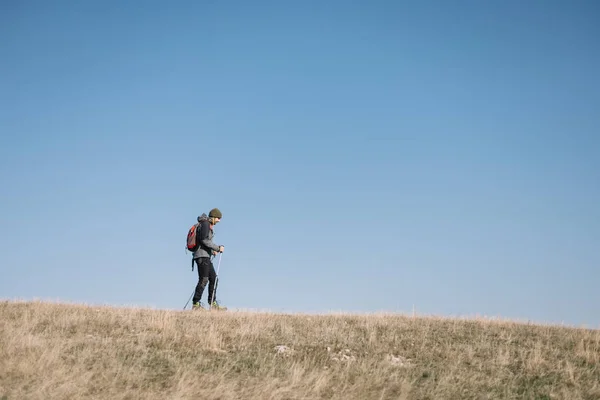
<box><xmin>192</xmin><ymin>216</ymin><xmax>220</xmax><ymax>259</ymax></box>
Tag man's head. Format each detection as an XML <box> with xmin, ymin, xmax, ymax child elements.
<box><xmin>208</xmin><ymin>208</ymin><xmax>222</xmax><ymax>225</ymax></box>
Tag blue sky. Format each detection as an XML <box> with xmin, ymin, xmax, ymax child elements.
<box><xmin>1</xmin><ymin>0</ymin><xmax>598</xmax><ymax>328</ymax></box>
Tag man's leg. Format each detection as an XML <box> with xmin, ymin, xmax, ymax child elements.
<box><xmin>192</xmin><ymin>257</ymin><xmax>210</xmax><ymax>305</ymax></box>
<box><xmin>207</xmin><ymin>261</ymin><xmax>217</xmax><ymax>305</ymax></box>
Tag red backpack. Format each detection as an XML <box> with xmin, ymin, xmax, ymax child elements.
<box><xmin>186</xmin><ymin>214</ymin><xmax>208</xmax><ymax>252</ymax></box>
<box><xmin>186</xmin><ymin>224</ymin><xmax>199</xmax><ymax>252</ymax></box>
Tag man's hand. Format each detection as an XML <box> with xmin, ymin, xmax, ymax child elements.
<box><xmin>219</xmin><ymin>245</ymin><xmax>225</xmax><ymax>253</ymax></box>
<box><xmin>212</xmin><ymin>251</ymin><xmax>218</xmax><ymax>256</ymax></box>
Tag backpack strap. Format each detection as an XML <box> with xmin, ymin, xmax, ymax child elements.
<box><xmin>191</xmin><ymin>257</ymin><xmax>194</xmax><ymax>271</ymax></box>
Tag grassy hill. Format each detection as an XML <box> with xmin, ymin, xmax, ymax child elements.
<box><xmin>1</xmin><ymin>300</ymin><xmax>598</xmax><ymax>399</ymax></box>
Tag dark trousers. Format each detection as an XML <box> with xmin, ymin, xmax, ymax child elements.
<box><xmin>192</xmin><ymin>257</ymin><xmax>217</xmax><ymax>305</ymax></box>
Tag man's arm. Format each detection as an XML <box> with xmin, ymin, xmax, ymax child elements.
<box><xmin>199</xmin><ymin>221</ymin><xmax>221</xmax><ymax>252</ymax></box>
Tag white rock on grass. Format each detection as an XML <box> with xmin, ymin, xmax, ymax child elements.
<box><xmin>330</xmin><ymin>348</ymin><xmax>356</xmax><ymax>362</ymax></box>
<box><xmin>274</xmin><ymin>345</ymin><xmax>294</xmax><ymax>355</ymax></box>
<box><xmin>387</xmin><ymin>354</ymin><xmax>413</xmax><ymax>367</ymax></box>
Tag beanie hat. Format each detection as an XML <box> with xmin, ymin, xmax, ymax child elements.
<box><xmin>208</xmin><ymin>208</ymin><xmax>223</xmax><ymax>219</ymax></box>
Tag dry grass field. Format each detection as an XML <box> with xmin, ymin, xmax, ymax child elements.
<box><xmin>1</xmin><ymin>300</ymin><xmax>598</xmax><ymax>399</ymax></box>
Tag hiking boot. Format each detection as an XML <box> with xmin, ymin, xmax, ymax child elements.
<box><xmin>210</xmin><ymin>301</ymin><xmax>227</xmax><ymax>311</ymax></box>
<box><xmin>192</xmin><ymin>302</ymin><xmax>205</xmax><ymax>310</ymax></box>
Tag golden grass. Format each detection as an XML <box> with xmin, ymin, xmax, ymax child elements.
<box><xmin>1</xmin><ymin>300</ymin><xmax>599</xmax><ymax>399</ymax></box>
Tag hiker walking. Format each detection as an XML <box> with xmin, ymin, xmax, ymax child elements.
<box><xmin>191</xmin><ymin>208</ymin><xmax>225</xmax><ymax>310</ymax></box>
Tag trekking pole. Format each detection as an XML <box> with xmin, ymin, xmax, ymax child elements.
<box><xmin>209</xmin><ymin>253</ymin><xmax>222</xmax><ymax>310</ymax></box>
<box><xmin>183</xmin><ymin>289</ymin><xmax>194</xmax><ymax>310</ymax></box>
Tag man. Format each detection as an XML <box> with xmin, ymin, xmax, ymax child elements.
<box><xmin>192</xmin><ymin>208</ymin><xmax>225</xmax><ymax>310</ymax></box>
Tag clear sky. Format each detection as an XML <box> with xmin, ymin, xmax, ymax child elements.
<box><xmin>1</xmin><ymin>0</ymin><xmax>598</xmax><ymax>328</ymax></box>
